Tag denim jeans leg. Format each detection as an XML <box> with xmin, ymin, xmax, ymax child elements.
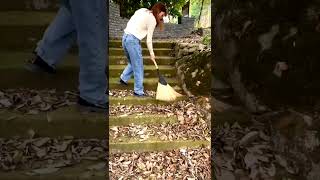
<box><xmin>124</xmin><ymin>35</ymin><xmax>144</xmax><ymax>95</ymax></box>
<box><xmin>69</xmin><ymin>0</ymin><xmax>108</xmax><ymax>105</ymax></box>
<box><xmin>35</xmin><ymin>5</ymin><xmax>77</xmax><ymax>67</ymax></box>
<box><xmin>120</xmin><ymin>63</ymin><xmax>133</xmax><ymax>83</ymax></box>
<box><xmin>120</xmin><ymin>34</ymin><xmax>133</xmax><ymax>82</ymax></box>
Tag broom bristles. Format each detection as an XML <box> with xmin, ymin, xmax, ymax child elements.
<box><xmin>156</xmin><ymin>82</ymin><xmax>183</xmax><ymax>101</ymax></box>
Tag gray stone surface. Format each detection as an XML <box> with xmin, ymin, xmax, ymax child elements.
<box><xmin>109</xmin><ymin>0</ymin><xmax>195</xmax><ymax>39</ymax></box>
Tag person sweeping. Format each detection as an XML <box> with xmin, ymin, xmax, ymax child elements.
<box><xmin>119</xmin><ymin>2</ymin><xmax>167</xmax><ymax>97</ymax></box>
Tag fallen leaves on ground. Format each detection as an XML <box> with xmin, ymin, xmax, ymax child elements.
<box><xmin>0</xmin><ymin>89</ymin><xmax>78</xmax><ymax>113</ymax></box>
<box><xmin>109</xmin><ymin>90</ymin><xmax>156</xmax><ymax>98</ymax></box>
<box><xmin>109</xmin><ymin>91</ymin><xmax>210</xmax><ymax>142</ymax></box>
<box><xmin>109</xmin><ymin>148</ymin><xmax>211</xmax><ymax>179</ymax></box>
<box><xmin>110</xmin><ymin>123</ymin><xmax>210</xmax><ymax>142</ymax></box>
<box><xmin>0</xmin><ymin>137</ymin><xmax>107</xmax><ymax>172</ymax></box>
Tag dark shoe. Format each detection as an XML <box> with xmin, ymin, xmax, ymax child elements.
<box><xmin>77</xmin><ymin>97</ymin><xmax>108</xmax><ymax>114</ymax></box>
<box><xmin>119</xmin><ymin>78</ymin><xmax>128</xmax><ymax>86</ymax></box>
<box><xmin>24</xmin><ymin>52</ymin><xmax>56</xmax><ymax>74</ymax></box>
<box><xmin>133</xmin><ymin>92</ymin><xmax>149</xmax><ymax>98</ymax></box>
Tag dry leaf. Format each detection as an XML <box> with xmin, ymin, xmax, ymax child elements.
<box><xmin>33</xmin><ymin>138</ymin><xmax>50</xmax><ymax>147</ymax></box>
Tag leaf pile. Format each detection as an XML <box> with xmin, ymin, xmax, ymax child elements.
<box><xmin>109</xmin><ymin>148</ymin><xmax>211</xmax><ymax>180</ymax></box>
<box><xmin>0</xmin><ymin>89</ymin><xmax>78</xmax><ymax>114</ymax></box>
<box><xmin>0</xmin><ymin>137</ymin><xmax>107</xmax><ymax>173</ymax></box>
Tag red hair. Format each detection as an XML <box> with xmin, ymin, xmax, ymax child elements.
<box><xmin>150</xmin><ymin>2</ymin><xmax>167</xmax><ymax>31</ymax></box>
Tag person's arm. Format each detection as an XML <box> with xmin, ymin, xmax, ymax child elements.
<box><xmin>146</xmin><ymin>16</ymin><xmax>157</xmax><ymax>60</ymax></box>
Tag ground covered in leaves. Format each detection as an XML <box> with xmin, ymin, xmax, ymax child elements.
<box><xmin>109</xmin><ymin>90</ymin><xmax>211</xmax><ymax>179</ymax></box>
<box><xmin>0</xmin><ymin>89</ymin><xmax>78</xmax><ymax>114</ymax></box>
<box><xmin>0</xmin><ymin>89</ymin><xmax>212</xmax><ymax>178</ymax></box>
<box><xmin>213</xmin><ymin>97</ymin><xmax>320</xmax><ymax>179</ymax></box>
<box><xmin>0</xmin><ymin>137</ymin><xmax>106</xmax><ymax>174</ymax></box>
<box><xmin>109</xmin><ymin>147</ymin><xmax>211</xmax><ymax>180</ymax></box>
<box><xmin>109</xmin><ymin>90</ymin><xmax>211</xmax><ymax>141</ymax></box>
<box><xmin>110</xmin><ymin>123</ymin><xmax>210</xmax><ymax>142</ymax></box>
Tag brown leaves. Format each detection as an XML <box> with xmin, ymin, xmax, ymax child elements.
<box><xmin>109</xmin><ymin>90</ymin><xmax>156</xmax><ymax>98</ymax></box>
<box><xmin>109</xmin><ymin>123</ymin><xmax>209</xmax><ymax>142</ymax></box>
<box><xmin>0</xmin><ymin>138</ymin><xmax>106</xmax><ymax>171</ymax></box>
<box><xmin>109</xmin><ymin>148</ymin><xmax>211</xmax><ymax>179</ymax></box>
<box><xmin>213</xmin><ymin>120</ymin><xmax>282</xmax><ymax>179</ymax></box>
<box><xmin>0</xmin><ymin>89</ymin><xmax>78</xmax><ymax>113</ymax></box>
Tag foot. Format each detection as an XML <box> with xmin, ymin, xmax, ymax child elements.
<box><xmin>77</xmin><ymin>97</ymin><xmax>108</xmax><ymax>114</ymax></box>
<box><xmin>24</xmin><ymin>52</ymin><xmax>56</xmax><ymax>74</ymax></box>
<box><xmin>119</xmin><ymin>78</ymin><xmax>128</xmax><ymax>86</ymax></box>
<box><xmin>133</xmin><ymin>92</ymin><xmax>149</xmax><ymax>98</ymax></box>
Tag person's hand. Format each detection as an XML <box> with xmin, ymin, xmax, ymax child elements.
<box><xmin>150</xmin><ymin>54</ymin><xmax>155</xmax><ymax>62</ymax></box>
<box><xmin>150</xmin><ymin>54</ymin><xmax>158</xmax><ymax>69</ymax></box>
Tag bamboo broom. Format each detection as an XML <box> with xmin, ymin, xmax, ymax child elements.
<box><xmin>151</xmin><ymin>59</ymin><xmax>182</xmax><ymax>101</ymax></box>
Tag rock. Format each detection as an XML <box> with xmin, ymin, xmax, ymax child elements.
<box><xmin>187</xmin><ymin>43</ymin><xmax>198</xmax><ymax>48</ymax></box>
<box><xmin>179</xmin><ymin>43</ymin><xmax>189</xmax><ymax>48</ymax></box>
<box><xmin>182</xmin><ymin>51</ymin><xmax>189</xmax><ymax>56</ymax></box>
<box><xmin>188</xmin><ymin>47</ymin><xmax>198</xmax><ymax>53</ymax></box>
<box><xmin>199</xmin><ymin>44</ymin><xmax>206</xmax><ymax>51</ymax></box>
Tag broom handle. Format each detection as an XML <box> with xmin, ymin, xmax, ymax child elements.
<box><xmin>151</xmin><ymin>58</ymin><xmax>159</xmax><ymax>69</ymax></box>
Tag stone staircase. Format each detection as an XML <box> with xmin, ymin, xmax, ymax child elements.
<box><xmin>0</xmin><ymin>2</ymin><xmax>106</xmax><ymax>179</ymax></box>
<box><xmin>0</xmin><ymin>1</ymin><xmax>211</xmax><ymax>179</ymax></box>
<box><xmin>108</xmin><ymin>41</ymin><xmax>211</xmax><ymax>178</ymax></box>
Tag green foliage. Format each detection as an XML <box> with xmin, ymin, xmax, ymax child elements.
<box><xmin>202</xmin><ymin>34</ymin><xmax>211</xmax><ymax>46</ymax></box>
<box><xmin>112</xmin><ymin>0</ymin><xmax>188</xmax><ymax>18</ymax></box>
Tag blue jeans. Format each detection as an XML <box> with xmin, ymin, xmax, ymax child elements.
<box><xmin>35</xmin><ymin>0</ymin><xmax>108</xmax><ymax>105</ymax></box>
<box><xmin>120</xmin><ymin>33</ymin><xmax>144</xmax><ymax>95</ymax></box>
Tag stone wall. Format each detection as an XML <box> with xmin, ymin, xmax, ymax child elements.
<box><xmin>109</xmin><ymin>0</ymin><xmax>196</xmax><ymax>39</ymax></box>
<box><xmin>174</xmin><ymin>42</ymin><xmax>211</xmax><ymax>97</ymax></box>
<box><xmin>173</xmin><ymin>41</ymin><xmax>212</xmax><ymax>129</ymax></box>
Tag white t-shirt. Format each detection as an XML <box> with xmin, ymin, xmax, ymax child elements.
<box><xmin>124</xmin><ymin>8</ymin><xmax>157</xmax><ymax>56</ymax></box>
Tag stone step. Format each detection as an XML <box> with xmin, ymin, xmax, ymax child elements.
<box><xmin>0</xmin><ymin>26</ymin><xmax>47</xmax><ymax>51</ymax></box>
<box><xmin>0</xmin><ymin>67</ymin><xmax>79</xmax><ymax>90</ymax></box>
<box><xmin>0</xmin><ymin>52</ymin><xmax>175</xmax><ymax>66</ymax></box>
<box><xmin>109</xmin><ymin>40</ymin><xmax>174</xmax><ymax>49</ymax></box>
<box><xmin>109</xmin><ymin>55</ymin><xmax>175</xmax><ymax>65</ymax></box>
<box><xmin>109</xmin><ymin>114</ymin><xmax>177</xmax><ymax>126</ymax></box>
<box><xmin>109</xmin><ymin>138</ymin><xmax>209</xmax><ymax>153</ymax></box>
<box><xmin>109</xmin><ymin>65</ymin><xmax>176</xmax><ymax>78</ymax></box>
<box><xmin>0</xmin><ymin>12</ymin><xmax>55</xmax><ymax>26</ymax></box>
<box><xmin>0</xmin><ymin>67</ymin><xmax>178</xmax><ymax>90</ymax></box>
<box><xmin>0</xmin><ymin>26</ymin><xmax>176</xmax><ymax>53</ymax></box>
<box><xmin>0</xmin><ymin>1</ymin><xmax>60</xmax><ymax>11</ymax></box>
<box><xmin>0</xmin><ymin>27</ymin><xmax>175</xmax><ymax>54</ymax></box>
<box><xmin>109</xmin><ymin>48</ymin><xmax>173</xmax><ymax>57</ymax></box>
<box><xmin>109</xmin><ymin>94</ymin><xmax>185</xmax><ymax>105</ymax></box>
<box><xmin>0</xmin><ymin>106</ymin><xmax>106</xmax><ymax>138</ymax></box>
<box><xmin>0</xmin><ymin>160</ymin><xmax>105</xmax><ymax>180</ymax></box>
<box><xmin>109</xmin><ymin>77</ymin><xmax>179</xmax><ymax>91</ymax></box>
<box><xmin>0</xmin><ymin>11</ymin><xmax>175</xmax><ymax>51</ymax></box>
<box><xmin>0</xmin><ymin>57</ymin><xmax>175</xmax><ymax>78</ymax></box>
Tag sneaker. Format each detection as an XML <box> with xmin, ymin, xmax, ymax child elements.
<box><xmin>77</xmin><ymin>97</ymin><xmax>108</xmax><ymax>114</ymax></box>
<box><xmin>24</xmin><ymin>52</ymin><xmax>56</xmax><ymax>74</ymax></box>
<box><xmin>133</xmin><ymin>92</ymin><xmax>149</xmax><ymax>98</ymax></box>
<box><xmin>119</xmin><ymin>78</ymin><xmax>128</xmax><ymax>86</ymax></box>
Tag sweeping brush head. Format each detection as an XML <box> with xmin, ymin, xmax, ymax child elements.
<box><xmin>156</xmin><ymin>83</ymin><xmax>183</xmax><ymax>101</ymax></box>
